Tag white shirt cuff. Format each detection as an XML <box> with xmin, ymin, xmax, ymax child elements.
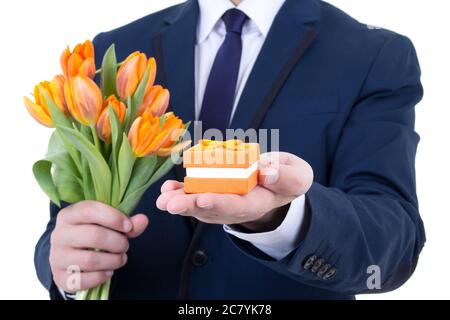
<box><xmin>58</xmin><ymin>287</ymin><xmax>75</xmax><ymax>300</ymax></box>
<box><xmin>223</xmin><ymin>195</ymin><xmax>306</xmax><ymax>260</ymax></box>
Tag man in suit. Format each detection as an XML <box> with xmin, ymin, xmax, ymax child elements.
<box><xmin>35</xmin><ymin>0</ymin><xmax>426</xmax><ymax>299</ymax></box>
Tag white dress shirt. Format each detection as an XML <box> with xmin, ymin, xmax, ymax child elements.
<box><xmin>196</xmin><ymin>0</ymin><xmax>306</xmax><ymax>261</ymax></box>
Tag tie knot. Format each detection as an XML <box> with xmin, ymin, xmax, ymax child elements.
<box><xmin>222</xmin><ymin>9</ymin><xmax>248</xmax><ymax>34</ymax></box>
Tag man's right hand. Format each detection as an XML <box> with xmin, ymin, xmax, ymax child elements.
<box><xmin>49</xmin><ymin>201</ymin><xmax>149</xmax><ymax>293</ymax></box>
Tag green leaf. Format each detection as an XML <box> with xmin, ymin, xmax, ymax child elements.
<box><xmin>149</xmin><ymin>154</ymin><xmax>181</xmax><ymax>186</ymax></box>
<box><xmin>33</xmin><ymin>160</ymin><xmax>60</xmax><ymax>207</ymax></box>
<box><xmin>109</xmin><ymin>104</ymin><xmax>123</xmax><ymax>206</ymax></box>
<box><xmin>53</xmin><ymin>168</ymin><xmax>84</xmax><ymax>203</ymax></box>
<box><xmin>132</xmin><ymin>64</ymin><xmax>150</xmax><ymax>115</ymax></box>
<box><xmin>44</xmin><ymin>95</ymin><xmax>84</xmax><ymax>174</ymax></box>
<box><xmin>100</xmin><ymin>44</ymin><xmax>118</xmax><ymax>97</ymax></box>
<box><xmin>118</xmin><ymin>153</ymin><xmax>179</xmax><ymax>215</ymax></box>
<box><xmin>81</xmin><ymin>157</ymin><xmax>96</xmax><ymax>200</ymax></box>
<box><xmin>45</xmin><ymin>132</ymin><xmax>79</xmax><ymax>176</ymax></box>
<box><xmin>80</xmin><ymin>124</ymin><xmax>94</xmax><ymax>144</ymax></box>
<box><xmin>57</xmin><ymin>126</ymin><xmax>111</xmax><ymax>204</ymax></box>
<box><xmin>44</xmin><ymin>94</ymin><xmax>72</xmax><ymax>129</ymax></box>
<box><xmin>45</xmin><ymin>132</ymin><xmax>84</xmax><ymax>202</ymax></box>
<box><xmin>123</xmin><ymin>155</ymin><xmax>157</xmax><ymax>198</ymax></box>
<box><xmin>117</xmin><ymin>133</ymin><xmax>136</xmax><ymax>201</ymax></box>
<box><xmin>124</xmin><ymin>94</ymin><xmax>134</xmax><ymax>132</ymax></box>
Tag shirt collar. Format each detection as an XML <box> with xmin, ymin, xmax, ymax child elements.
<box><xmin>197</xmin><ymin>0</ymin><xmax>286</xmax><ymax>43</ymax></box>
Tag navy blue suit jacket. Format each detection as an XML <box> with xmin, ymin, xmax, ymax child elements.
<box><xmin>35</xmin><ymin>0</ymin><xmax>425</xmax><ymax>299</ymax></box>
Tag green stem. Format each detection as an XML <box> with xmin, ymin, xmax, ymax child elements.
<box><xmin>103</xmin><ymin>141</ymin><xmax>112</xmax><ymax>160</ymax></box>
<box><xmin>100</xmin><ymin>280</ymin><xmax>111</xmax><ymax>300</ymax></box>
<box><xmin>95</xmin><ymin>62</ymin><xmax>124</xmax><ymax>75</ymax></box>
<box><xmin>90</xmin><ymin>125</ymin><xmax>102</xmax><ymax>152</ymax></box>
<box><xmin>76</xmin><ymin>289</ymin><xmax>89</xmax><ymax>300</ymax></box>
<box><xmin>89</xmin><ymin>285</ymin><xmax>100</xmax><ymax>300</ymax></box>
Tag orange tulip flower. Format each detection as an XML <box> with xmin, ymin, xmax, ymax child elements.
<box><xmin>96</xmin><ymin>95</ymin><xmax>127</xmax><ymax>142</ymax></box>
<box><xmin>138</xmin><ymin>86</ymin><xmax>170</xmax><ymax>117</ymax></box>
<box><xmin>23</xmin><ymin>76</ymin><xmax>70</xmax><ymax>127</ymax></box>
<box><xmin>156</xmin><ymin>112</ymin><xmax>186</xmax><ymax>156</ymax></box>
<box><xmin>157</xmin><ymin>139</ymin><xmax>192</xmax><ymax>157</ymax></box>
<box><xmin>61</xmin><ymin>40</ymin><xmax>96</xmax><ymax>79</ymax></box>
<box><xmin>116</xmin><ymin>52</ymin><xmax>156</xmax><ymax>100</ymax></box>
<box><xmin>64</xmin><ymin>75</ymin><xmax>103</xmax><ymax>126</ymax></box>
<box><xmin>128</xmin><ymin>111</ymin><xmax>183</xmax><ymax>158</ymax></box>
<box><xmin>159</xmin><ymin>112</ymin><xmax>185</xmax><ymax>147</ymax></box>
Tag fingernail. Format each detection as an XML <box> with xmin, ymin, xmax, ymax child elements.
<box><xmin>262</xmin><ymin>168</ymin><xmax>279</xmax><ymax>185</ymax></box>
<box><xmin>167</xmin><ymin>204</ymin><xmax>187</xmax><ymax>214</ymax></box>
<box><xmin>169</xmin><ymin>208</ymin><xmax>187</xmax><ymax>214</ymax></box>
<box><xmin>123</xmin><ymin>220</ymin><xmax>132</xmax><ymax>233</ymax></box>
<box><xmin>197</xmin><ymin>203</ymin><xmax>213</xmax><ymax>210</ymax></box>
<box><xmin>105</xmin><ymin>271</ymin><xmax>114</xmax><ymax>277</ymax></box>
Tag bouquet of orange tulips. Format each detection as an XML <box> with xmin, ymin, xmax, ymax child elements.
<box><xmin>24</xmin><ymin>40</ymin><xmax>190</xmax><ymax>300</ymax></box>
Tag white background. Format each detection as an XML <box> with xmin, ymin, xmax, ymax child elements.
<box><xmin>0</xmin><ymin>0</ymin><xmax>448</xmax><ymax>300</ymax></box>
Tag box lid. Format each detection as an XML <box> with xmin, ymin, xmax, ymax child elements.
<box><xmin>183</xmin><ymin>140</ymin><xmax>260</xmax><ymax>168</ymax></box>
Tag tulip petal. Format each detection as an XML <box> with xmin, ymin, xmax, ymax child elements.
<box><xmin>128</xmin><ymin>117</ymin><xmax>142</xmax><ymax>155</ymax></box>
<box><xmin>117</xmin><ymin>55</ymin><xmax>141</xmax><ymax>100</ymax></box>
<box><xmin>50</xmin><ymin>75</ymin><xmax>68</xmax><ymax>115</ymax></box>
<box><xmin>60</xmin><ymin>47</ymin><xmax>71</xmax><ymax>77</ymax></box>
<box><xmin>146</xmin><ymin>57</ymin><xmax>157</xmax><ymax>91</ymax></box>
<box><xmin>149</xmin><ymin>88</ymin><xmax>170</xmax><ymax>117</ymax></box>
<box><xmin>23</xmin><ymin>96</ymin><xmax>53</xmax><ymax>127</ymax></box>
<box><xmin>157</xmin><ymin>139</ymin><xmax>192</xmax><ymax>157</ymax></box>
<box><xmin>68</xmin><ymin>53</ymin><xmax>84</xmax><ymax>78</ymax></box>
<box><xmin>138</xmin><ymin>85</ymin><xmax>162</xmax><ymax>116</ymax></box>
<box><xmin>82</xmin><ymin>40</ymin><xmax>95</xmax><ymax>59</ymax></box>
<box><xmin>68</xmin><ymin>76</ymin><xmax>103</xmax><ymax>125</ymax></box>
<box><xmin>79</xmin><ymin>58</ymin><xmax>96</xmax><ymax>79</ymax></box>
<box><xmin>64</xmin><ymin>80</ymin><xmax>76</xmax><ymax>119</ymax></box>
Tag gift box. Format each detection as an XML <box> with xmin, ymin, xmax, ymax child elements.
<box><xmin>183</xmin><ymin>140</ymin><xmax>260</xmax><ymax>195</ymax></box>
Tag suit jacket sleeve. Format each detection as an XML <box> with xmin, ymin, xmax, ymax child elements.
<box><xmin>34</xmin><ymin>203</ymin><xmax>69</xmax><ymax>300</ymax></box>
<box><xmin>229</xmin><ymin>34</ymin><xmax>426</xmax><ymax>295</ymax></box>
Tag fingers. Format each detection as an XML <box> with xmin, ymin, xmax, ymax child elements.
<box><xmin>127</xmin><ymin>214</ymin><xmax>149</xmax><ymax>238</ymax></box>
<box><xmin>157</xmin><ymin>186</ymin><xmax>276</xmax><ymax>224</ymax></box>
<box><xmin>51</xmin><ymin>247</ymin><xmax>127</xmax><ymax>272</ymax></box>
<box><xmin>60</xmin><ymin>225</ymin><xmax>129</xmax><ymax>253</ymax></box>
<box><xmin>195</xmin><ymin>193</ymin><xmax>246</xmax><ymax>216</ymax></box>
<box><xmin>156</xmin><ymin>152</ymin><xmax>314</xmax><ymax>225</ymax></box>
<box><xmin>60</xmin><ymin>201</ymin><xmax>133</xmax><ymax>233</ymax></box>
<box><xmin>259</xmin><ymin>153</ymin><xmax>313</xmax><ymax>196</ymax></box>
<box><xmin>53</xmin><ymin>268</ymin><xmax>114</xmax><ymax>293</ymax></box>
<box><xmin>156</xmin><ymin>188</ymin><xmax>187</xmax><ymax>211</ymax></box>
<box><xmin>161</xmin><ymin>180</ymin><xmax>184</xmax><ymax>193</ymax></box>
<box><xmin>50</xmin><ymin>200</ymin><xmax>151</xmax><ymax>294</ymax></box>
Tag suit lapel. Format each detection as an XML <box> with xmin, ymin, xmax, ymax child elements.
<box><xmin>230</xmin><ymin>0</ymin><xmax>320</xmax><ymax>131</ymax></box>
<box><xmin>152</xmin><ymin>1</ymin><xmax>198</xmax><ymax>185</ymax></box>
<box><xmin>153</xmin><ymin>0</ymin><xmax>198</xmax><ymax>128</ymax></box>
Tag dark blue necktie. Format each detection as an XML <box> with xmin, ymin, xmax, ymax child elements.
<box><xmin>199</xmin><ymin>9</ymin><xmax>248</xmax><ymax>135</ymax></box>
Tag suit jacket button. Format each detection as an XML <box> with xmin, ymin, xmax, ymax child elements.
<box><xmin>317</xmin><ymin>264</ymin><xmax>331</xmax><ymax>278</ymax></box>
<box><xmin>192</xmin><ymin>250</ymin><xmax>208</xmax><ymax>267</ymax></box>
<box><xmin>323</xmin><ymin>268</ymin><xmax>337</xmax><ymax>280</ymax></box>
<box><xmin>303</xmin><ymin>255</ymin><xmax>317</xmax><ymax>270</ymax></box>
<box><xmin>311</xmin><ymin>259</ymin><xmax>325</xmax><ymax>273</ymax></box>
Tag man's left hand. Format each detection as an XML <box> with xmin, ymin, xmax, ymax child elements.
<box><xmin>156</xmin><ymin>152</ymin><xmax>314</xmax><ymax>232</ymax></box>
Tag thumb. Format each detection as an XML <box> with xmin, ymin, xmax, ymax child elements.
<box><xmin>259</xmin><ymin>155</ymin><xmax>313</xmax><ymax>197</ymax></box>
<box><xmin>127</xmin><ymin>214</ymin><xmax>149</xmax><ymax>238</ymax></box>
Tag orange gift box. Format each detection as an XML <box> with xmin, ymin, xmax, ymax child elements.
<box><xmin>183</xmin><ymin>140</ymin><xmax>260</xmax><ymax>195</ymax></box>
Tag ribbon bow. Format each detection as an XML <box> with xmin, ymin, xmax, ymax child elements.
<box><xmin>200</xmin><ymin>139</ymin><xmax>247</xmax><ymax>151</ymax></box>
